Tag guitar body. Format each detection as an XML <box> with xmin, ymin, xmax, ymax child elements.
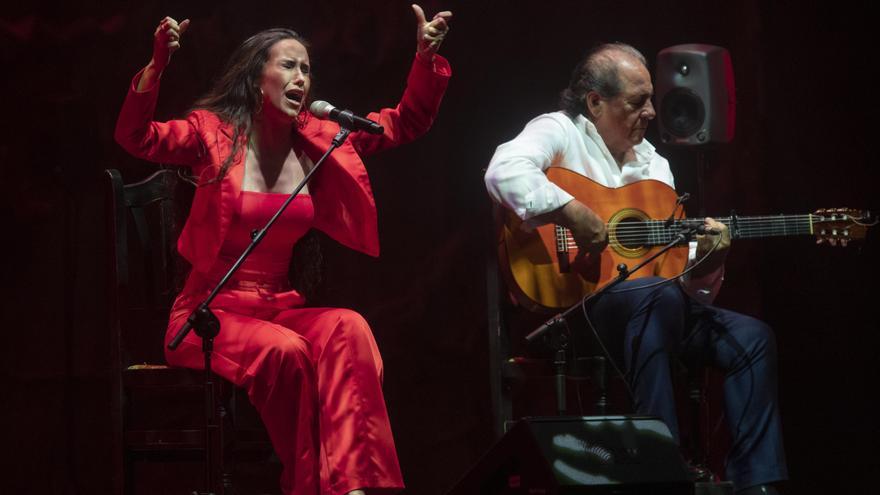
<box><xmin>499</xmin><ymin>168</ymin><xmax>689</xmax><ymax>313</ymax></box>
<box><xmin>498</xmin><ymin>167</ymin><xmax>871</xmax><ymax>312</ymax></box>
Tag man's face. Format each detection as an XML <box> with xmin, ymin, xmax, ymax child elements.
<box><xmin>590</xmin><ymin>55</ymin><xmax>656</xmax><ymax>159</ymax></box>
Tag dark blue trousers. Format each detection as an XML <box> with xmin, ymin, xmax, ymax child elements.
<box><xmin>586</xmin><ymin>277</ymin><xmax>788</xmax><ymax>490</ymax></box>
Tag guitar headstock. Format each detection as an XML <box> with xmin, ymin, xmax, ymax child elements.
<box><xmin>812</xmin><ymin>208</ymin><xmax>874</xmax><ymax>247</ymax></box>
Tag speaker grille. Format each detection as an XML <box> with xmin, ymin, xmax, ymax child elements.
<box><xmin>660</xmin><ymin>87</ymin><xmax>706</xmax><ymax>139</ymax></box>
<box><xmin>448</xmin><ymin>416</ymin><xmax>693</xmax><ymax>494</ymax></box>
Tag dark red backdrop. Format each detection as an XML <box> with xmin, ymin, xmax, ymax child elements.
<box><xmin>2</xmin><ymin>1</ymin><xmax>877</xmax><ymax>493</ymax></box>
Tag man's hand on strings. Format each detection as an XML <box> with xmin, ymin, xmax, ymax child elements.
<box><xmin>696</xmin><ymin>217</ymin><xmax>731</xmax><ymax>259</ymax></box>
<box><xmin>529</xmin><ymin>199</ymin><xmax>607</xmax><ymax>262</ymax></box>
<box><xmin>691</xmin><ymin>217</ymin><xmax>731</xmax><ymax>278</ymax></box>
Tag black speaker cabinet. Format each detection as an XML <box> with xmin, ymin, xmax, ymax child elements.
<box><xmin>655</xmin><ymin>44</ymin><xmax>735</xmax><ymax>145</ymax></box>
<box><xmin>449</xmin><ymin>416</ymin><xmax>693</xmax><ymax>494</ymax></box>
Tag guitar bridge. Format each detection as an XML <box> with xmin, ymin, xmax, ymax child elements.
<box><xmin>556</xmin><ymin>224</ymin><xmax>571</xmax><ymax>273</ymax></box>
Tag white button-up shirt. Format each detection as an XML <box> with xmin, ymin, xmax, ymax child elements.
<box><xmin>484</xmin><ymin>111</ymin><xmax>722</xmax><ymax>303</ymax></box>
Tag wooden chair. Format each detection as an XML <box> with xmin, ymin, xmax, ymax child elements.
<box><xmin>106</xmin><ymin>168</ymin><xmax>274</xmax><ymax>495</ymax></box>
<box><xmin>486</xmin><ymin>203</ymin><xmax>723</xmax><ymax>479</ymax></box>
<box><xmin>485</xmin><ymin>203</ymin><xmax>613</xmax><ymax>436</ymax></box>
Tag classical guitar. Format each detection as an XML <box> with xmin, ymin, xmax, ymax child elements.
<box><xmin>498</xmin><ymin>167</ymin><xmax>872</xmax><ymax>313</ymax></box>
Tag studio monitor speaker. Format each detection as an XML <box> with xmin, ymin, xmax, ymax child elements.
<box><xmin>448</xmin><ymin>416</ymin><xmax>693</xmax><ymax>494</ymax></box>
<box><xmin>655</xmin><ymin>44</ymin><xmax>735</xmax><ymax>145</ymax></box>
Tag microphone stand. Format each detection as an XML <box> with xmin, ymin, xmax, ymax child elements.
<box><xmin>167</xmin><ymin>126</ymin><xmax>352</xmax><ymax>495</ymax></box>
<box><xmin>524</xmin><ymin>226</ymin><xmax>702</xmax><ymax>416</ymax></box>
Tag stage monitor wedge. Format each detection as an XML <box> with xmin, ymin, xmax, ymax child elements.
<box><xmin>448</xmin><ymin>416</ymin><xmax>693</xmax><ymax>494</ymax></box>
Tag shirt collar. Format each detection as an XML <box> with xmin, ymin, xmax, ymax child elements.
<box><xmin>574</xmin><ymin>113</ymin><xmax>656</xmax><ymax>166</ymax></box>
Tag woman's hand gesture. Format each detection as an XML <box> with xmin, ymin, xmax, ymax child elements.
<box><xmin>152</xmin><ymin>16</ymin><xmax>190</xmax><ymax>71</ymax></box>
<box><xmin>412</xmin><ymin>4</ymin><xmax>452</xmax><ymax>61</ymax></box>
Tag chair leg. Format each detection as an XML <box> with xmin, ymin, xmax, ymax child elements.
<box><xmin>220</xmin><ymin>390</ymin><xmax>236</xmax><ymax>495</ymax></box>
<box><xmin>591</xmin><ymin>356</ymin><xmax>608</xmax><ymax>415</ymax></box>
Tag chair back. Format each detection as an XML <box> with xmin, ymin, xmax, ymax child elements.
<box><xmin>106</xmin><ymin>168</ymin><xmax>187</xmax><ymax>368</ymax></box>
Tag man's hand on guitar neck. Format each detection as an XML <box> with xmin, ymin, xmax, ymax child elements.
<box><xmin>542</xmin><ymin>199</ymin><xmax>608</xmax><ymax>255</ymax></box>
<box><xmin>692</xmin><ymin>217</ymin><xmax>731</xmax><ymax>277</ymax></box>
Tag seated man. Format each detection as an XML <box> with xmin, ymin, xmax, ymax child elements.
<box><xmin>484</xmin><ymin>42</ymin><xmax>787</xmax><ymax>495</ymax></box>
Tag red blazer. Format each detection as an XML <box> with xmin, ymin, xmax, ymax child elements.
<box><xmin>115</xmin><ymin>55</ymin><xmax>451</xmax><ymax>274</ymax></box>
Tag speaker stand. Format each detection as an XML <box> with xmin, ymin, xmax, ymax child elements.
<box><xmin>696</xmin><ymin>148</ymin><xmax>708</xmax><ymax>217</ymax></box>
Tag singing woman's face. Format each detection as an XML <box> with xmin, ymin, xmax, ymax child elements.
<box><xmin>259</xmin><ymin>38</ymin><xmax>311</xmax><ymax>121</ymax></box>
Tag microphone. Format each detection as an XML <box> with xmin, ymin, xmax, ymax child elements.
<box><xmin>679</xmin><ymin>219</ymin><xmax>721</xmax><ymax>235</ymax></box>
<box><xmin>309</xmin><ymin>100</ymin><xmax>384</xmax><ymax>135</ymax></box>
<box><xmin>664</xmin><ymin>192</ymin><xmax>690</xmax><ymax>228</ymax></box>
<box><xmin>525</xmin><ymin>315</ymin><xmax>565</xmax><ymax>343</ymax></box>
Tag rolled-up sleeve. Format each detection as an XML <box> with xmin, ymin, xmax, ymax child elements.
<box><xmin>484</xmin><ymin>115</ymin><xmax>574</xmax><ymax>222</ymax></box>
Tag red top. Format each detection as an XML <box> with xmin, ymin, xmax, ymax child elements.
<box><xmin>213</xmin><ymin>192</ymin><xmax>314</xmax><ymax>283</ymax></box>
<box><xmin>182</xmin><ymin>191</ymin><xmax>315</xmax><ymax>309</ymax></box>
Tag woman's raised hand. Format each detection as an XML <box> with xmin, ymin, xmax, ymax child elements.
<box><xmin>412</xmin><ymin>4</ymin><xmax>452</xmax><ymax>61</ymax></box>
<box><xmin>152</xmin><ymin>16</ymin><xmax>190</xmax><ymax>70</ymax></box>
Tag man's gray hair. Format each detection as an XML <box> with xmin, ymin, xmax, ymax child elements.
<box><xmin>559</xmin><ymin>42</ymin><xmax>647</xmax><ymax>117</ymax></box>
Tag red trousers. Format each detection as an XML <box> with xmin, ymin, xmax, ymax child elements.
<box><xmin>165</xmin><ymin>272</ymin><xmax>404</xmax><ymax>495</ymax></box>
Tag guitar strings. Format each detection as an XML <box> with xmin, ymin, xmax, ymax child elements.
<box><xmin>558</xmin><ymin>215</ymin><xmax>818</xmax><ymax>249</ymax></box>
<box><xmin>563</xmin><ymin>227</ymin><xmax>813</xmax><ymax>245</ymax></box>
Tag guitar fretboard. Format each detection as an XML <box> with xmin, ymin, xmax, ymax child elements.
<box><xmin>558</xmin><ymin>214</ymin><xmax>818</xmax><ymax>250</ymax></box>
<box><xmin>715</xmin><ymin>215</ymin><xmax>815</xmax><ymax>240</ymax></box>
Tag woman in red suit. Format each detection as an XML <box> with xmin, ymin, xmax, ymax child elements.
<box><xmin>114</xmin><ymin>5</ymin><xmax>452</xmax><ymax>495</ymax></box>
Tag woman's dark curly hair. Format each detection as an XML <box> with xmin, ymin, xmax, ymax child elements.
<box><xmin>559</xmin><ymin>42</ymin><xmax>647</xmax><ymax>118</ymax></box>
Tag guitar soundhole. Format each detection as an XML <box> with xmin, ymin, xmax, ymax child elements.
<box><xmin>614</xmin><ymin>218</ymin><xmax>649</xmax><ymax>250</ymax></box>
